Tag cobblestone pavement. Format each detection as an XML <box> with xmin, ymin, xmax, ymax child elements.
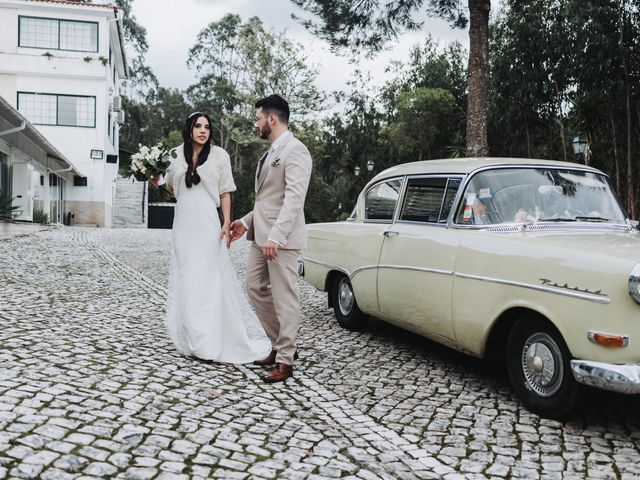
<box><xmin>1</xmin><ymin>226</ymin><xmax>640</xmax><ymax>480</ymax></box>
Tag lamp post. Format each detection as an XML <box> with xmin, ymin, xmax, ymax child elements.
<box><xmin>366</xmin><ymin>159</ymin><xmax>374</xmax><ymax>174</ymax></box>
<box><xmin>353</xmin><ymin>165</ymin><xmax>362</xmax><ymax>213</ymax></box>
<box><xmin>572</xmin><ymin>133</ymin><xmax>588</xmax><ymax>164</ymax></box>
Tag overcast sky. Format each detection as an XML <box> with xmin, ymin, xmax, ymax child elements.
<box><xmin>130</xmin><ymin>0</ymin><xmax>500</xmax><ymax>96</ymax></box>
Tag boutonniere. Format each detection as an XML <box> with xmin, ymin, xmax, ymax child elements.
<box><xmin>270</xmin><ymin>157</ymin><xmax>281</xmax><ymax>167</ymax></box>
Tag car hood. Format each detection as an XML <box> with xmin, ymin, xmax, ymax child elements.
<box><xmin>499</xmin><ymin>228</ymin><xmax>640</xmax><ymax>261</ymax></box>
<box><xmin>461</xmin><ymin>226</ymin><xmax>640</xmax><ymax>278</ymax></box>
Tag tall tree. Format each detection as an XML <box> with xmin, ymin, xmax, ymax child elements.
<box><xmin>290</xmin><ymin>0</ymin><xmax>491</xmax><ymax>156</ymax></box>
<box><xmin>112</xmin><ymin>0</ymin><xmax>158</xmax><ymax>94</ymax></box>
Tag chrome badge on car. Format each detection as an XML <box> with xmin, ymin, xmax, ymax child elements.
<box><xmin>539</xmin><ymin>278</ymin><xmax>608</xmax><ymax>297</ymax></box>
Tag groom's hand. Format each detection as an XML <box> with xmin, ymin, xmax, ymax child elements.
<box><xmin>229</xmin><ymin>220</ymin><xmax>246</xmax><ymax>243</ymax></box>
<box><xmin>262</xmin><ymin>240</ymin><xmax>279</xmax><ymax>261</ymax></box>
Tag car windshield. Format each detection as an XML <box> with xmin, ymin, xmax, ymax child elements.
<box><xmin>455</xmin><ymin>167</ymin><xmax>627</xmax><ymax>225</ymax></box>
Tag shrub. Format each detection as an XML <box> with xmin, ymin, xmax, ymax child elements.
<box><xmin>32</xmin><ymin>208</ymin><xmax>48</xmax><ymax>224</ymax></box>
<box><xmin>0</xmin><ymin>188</ymin><xmax>19</xmax><ymax>219</ymax></box>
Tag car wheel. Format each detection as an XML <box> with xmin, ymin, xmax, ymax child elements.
<box><xmin>330</xmin><ymin>275</ymin><xmax>368</xmax><ymax>330</ymax></box>
<box><xmin>506</xmin><ymin>316</ymin><xmax>579</xmax><ymax>418</ymax></box>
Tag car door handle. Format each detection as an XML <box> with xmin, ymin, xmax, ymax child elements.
<box><xmin>383</xmin><ymin>230</ymin><xmax>399</xmax><ymax>237</ymax></box>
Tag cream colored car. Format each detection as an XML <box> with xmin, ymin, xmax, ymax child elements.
<box><xmin>301</xmin><ymin>158</ymin><xmax>640</xmax><ymax>417</ymax></box>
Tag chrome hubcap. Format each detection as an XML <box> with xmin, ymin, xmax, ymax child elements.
<box><xmin>337</xmin><ymin>278</ymin><xmax>354</xmax><ymax>316</ymax></box>
<box><xmin>521</xmin><ymin>332</ymin><xmax>563</xmax><ymax>397</ymax></box>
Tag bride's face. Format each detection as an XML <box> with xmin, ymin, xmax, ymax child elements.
<box><xmin>191</xmin><ymin>116</ymin><xmax>211</xmax><ymax>146</ymax></box>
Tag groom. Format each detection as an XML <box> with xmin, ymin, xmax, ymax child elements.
<box><xmin>230</xmin><ymin>94</ymin><xmax>313</xmax><ymax>383</ymax></box>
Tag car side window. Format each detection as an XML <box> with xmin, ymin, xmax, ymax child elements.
<box><xmin>364</xmin><ymin>179</ymin><xmax>402</xmax><ymax>221</ymax></box>
<box><xmin>400</xmin><ymin>177</ymin><xmax>461</xmax><ymax>223</ymax></box>
<box><xmin>440</xmin><ymin>178</ymin><xmax>461</xmax><ymax>222</ymax></box>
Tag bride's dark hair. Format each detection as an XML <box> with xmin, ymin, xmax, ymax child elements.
<box><xmin>182</xmin><ymin>112</ymin><xmax>213</xmax><ymax>188</ymax></box>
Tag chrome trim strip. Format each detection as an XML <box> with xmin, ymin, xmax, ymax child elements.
<box><xmin>588</xmin><ymin>330</ymin><xmax>629</xmax><ymax>348</ymax></box>
<box><xmin>454</xmin><ymin>272</ymin><xmax>610</xmax><ymax>304</ymax></box>
<box><xmin>480</xmin><ymin>222</ymin><xmax>632</xmax><ymax>233</ymax></box>
<box><xmin>377</xmin><ymin>264</ymin><xmax>453</xmax><ymax>276</ymax></box>
<box><xmin>350</xmin><ymin>265</ymin><xmax>379</xmax><ymax>279</ymax></box>
<box><xmin>304</xmin><ymin>257</ymin><xmax>611</xmax><ymax>304</ymax></box>
<box><xmin>571</xmin><ymin>360</ymin><xmax>640</xmax><ymax>394</ymax></box>
<box><xmin>301</xmin><ymin>256</ymin><xmax>351</xmax><ymax>277</ymax></box>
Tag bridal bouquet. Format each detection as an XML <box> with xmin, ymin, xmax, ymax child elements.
<box><xmin>129</xmin><ymin>143</ymin><xmax>173</xmax><ymax>187</ymax></box>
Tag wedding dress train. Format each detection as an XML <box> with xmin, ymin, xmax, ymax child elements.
<box><xmin>166</xmin><ymin>182</ymin><xmax>270</xmax><ymax>363</ymax></box>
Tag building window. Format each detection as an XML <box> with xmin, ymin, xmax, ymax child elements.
<box><xmin>73</xmin><ymin>176</ymin><xmax>88</xmax><ymax>187</ymax></box>
<box><xmin>19</xmin><ymin>16</ymin><xmax>98</xmax><ymax>52</ymax></box>
<box><xmin>18</xmin><ymin>92</ymin><xmax>96</xmax><ymax>128</ymax></box>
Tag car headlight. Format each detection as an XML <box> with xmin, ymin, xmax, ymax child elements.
<box><xmin>629</xmin><ymin>262</ymin><xmax>640</xmax><ymax>305</ymax></box>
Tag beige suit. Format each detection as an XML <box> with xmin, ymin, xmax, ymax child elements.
<box><xmin>242</xmin><ymin>133</ymin><xmax>312</xmax><ymax>365</ymax></box>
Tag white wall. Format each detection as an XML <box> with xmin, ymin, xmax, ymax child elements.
<box><xmin>0</xmin><ymin>1</ymin><xmax>125</xmax><ymax>225</ymax></box>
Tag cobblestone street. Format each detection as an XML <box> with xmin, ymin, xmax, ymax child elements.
<box><xmin>1</xmin><ymin>226</ymin><xmax>640</xmax><ymax>480</ymax></box>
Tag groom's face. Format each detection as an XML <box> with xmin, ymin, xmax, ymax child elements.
<box><xmin>255</xmin><ymin>108</ymin><xmax>271</xmax><ymax>140</ymax></box>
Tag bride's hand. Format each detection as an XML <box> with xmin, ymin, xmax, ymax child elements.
<box><xmin>220</xmin><ymin>221</ymin><xmax>231</xmax><ymax>249</ymax></box>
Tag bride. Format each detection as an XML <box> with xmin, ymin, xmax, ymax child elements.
<box><xmin>165</xmin><ymin>112</ymin><xmax>270</xmax><ymax>363</ymax></box>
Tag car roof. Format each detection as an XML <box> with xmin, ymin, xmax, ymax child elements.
<box><xmin>372</xmin><ymin>157</ymin><xmax>603</xmax><ymax>183</ymax></box>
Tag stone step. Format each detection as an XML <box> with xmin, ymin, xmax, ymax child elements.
<box><xmin>113</xmin><ymin>179</ymin><xmax>147</xmax><ymax>228</ymax></box>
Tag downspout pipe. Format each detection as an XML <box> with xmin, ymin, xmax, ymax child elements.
<box><xmin>0</xmin><ymin>121</ymin><xmax>26</xmax><ymax>137</ymax></box>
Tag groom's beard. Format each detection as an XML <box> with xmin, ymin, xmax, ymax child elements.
<box><xmin>258</xmin><ymin>124</ymin><xmax>271</xmax><ymax>140</ymax></box>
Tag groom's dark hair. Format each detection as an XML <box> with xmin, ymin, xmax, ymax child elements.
<box><xmin>255</xmin><ymin>94</ymin><xmax>289</xmax><ymax>125</ymax></box>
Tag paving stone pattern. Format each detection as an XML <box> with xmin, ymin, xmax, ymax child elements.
<box><xmin>1</xmin><ymin>227</ymin><xmax>640</xmax><ymax>480</ymax></box>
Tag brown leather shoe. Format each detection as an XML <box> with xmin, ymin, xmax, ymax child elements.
<box><xmin>264</xmin><ymin>363</ymin><xmax>293</xmax><ymax>383</ymax></box>
<box><xmin>253</xmin><ymin>349</ymin><xmax>299</xmax><ymax>366</ymax></box>
<box><xmin>253</xmin><ymin>349</ymin><xmax>277</xmax><ymax>366</ymax></box>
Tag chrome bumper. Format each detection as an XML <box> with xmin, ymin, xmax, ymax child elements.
<box><xmin>571</xmin><ymin>360</ymin><xmax>640</xmax><ymax>394</ymax></box>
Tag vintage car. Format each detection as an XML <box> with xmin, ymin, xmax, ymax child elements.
<box><xmin>300</xmin><ymin>157</ymin><xmax>640</xmax><ymax>417</ymax></box>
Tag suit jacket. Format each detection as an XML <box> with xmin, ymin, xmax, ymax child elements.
<box><xmin>242</xmin><ymin>134</ymin><xmax>312</xmax><ymax>250</ymax></box>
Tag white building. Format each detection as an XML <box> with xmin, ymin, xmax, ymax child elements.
<box><xmin>0</xmin><ymin>0</ymin><xmax>127</xmax><ymax>226</ymax></box>
<box><xmin>1</xmin><ymin>95</ymin><xmax>81</xmax><ymax>224</ymax></box>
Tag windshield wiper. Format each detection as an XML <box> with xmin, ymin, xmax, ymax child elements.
<box><xmin>574</xmin><ymin>216</ymin><xmax>610</xmax><ymax>222</ymax></box>
<box><xmin>538</xmin><ymin>217</ymin><xmax>577</xmax><ymax>222</ymax></box>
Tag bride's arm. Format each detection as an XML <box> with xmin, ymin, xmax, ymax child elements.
<box><xmin>219</xmin><ymin>192</ymin><xmax>232</xmax><ymax>247</ymax></box>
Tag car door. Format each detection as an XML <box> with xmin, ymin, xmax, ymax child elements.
<box><xmin>376</xmin><ymin>176</ymin><xmax>462</xmax><ymax>342</ymax></box>
<box><xmin>348</xmin><ymin>177</ymin><xmax>405</xmax><ymax>315</ymax></box>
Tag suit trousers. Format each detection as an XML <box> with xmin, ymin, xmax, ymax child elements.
<box><xmin>246</xmin><ymin>242</ymin><xmax>300</xmax><ymax>365</ymax></box>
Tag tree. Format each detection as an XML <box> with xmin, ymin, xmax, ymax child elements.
<box><xmin>489</xmin><ymin>0</ymin><xmax>575</xmax><ymax>161</ymax></box>
<box><xmin>185</xmin><ymin>14</ymin><xmax>325</xmax><ymax>216</ymax></box>
<box><xmin>383</xmin><ymin>88</ymin><xmax>460</xmax><ymax>161</ymax></box>
<box><xmin>112</xmin><ymin>0</ymin><xmax>158</xmax><ymax>95</ymax></box>
<box><xmin>489</xmin><ymin>0</ymin><xmax>640</xmax><ymax>218</ymax></box>
<box><xmin>290</xmin><ymin>0</ymin><xmax>491</xmax><ymax>156</ymax></box>
<box><xmin>380</xmin><ymin>37</ymin><xmax>467</xmax><ymax>160</ymax></box>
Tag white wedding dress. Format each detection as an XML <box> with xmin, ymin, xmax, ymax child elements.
<box><xmin>166</xmin><ymin>181</ymin><xmax>271</xmax><ymax>364</ymax></box>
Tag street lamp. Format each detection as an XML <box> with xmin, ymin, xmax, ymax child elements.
<box><xmin>354</xmin><ymin>165</ymin><xmax>361</xmax><ymax>177</ymax></box>
<box><xmin>366</xmin><ymin>159</ymin><xmax>374</xmax><ymax>173</ymax></box>
<box><xmin>572</xmin><ymin>133</ymin><xmax>587</xmax><ymax>161</ymax></box>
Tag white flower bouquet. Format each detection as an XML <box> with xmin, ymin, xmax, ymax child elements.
<box><xmin>129</xmin><ymin>143</ymin><xmax>172</xmax><ymax>187</ymax></box>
